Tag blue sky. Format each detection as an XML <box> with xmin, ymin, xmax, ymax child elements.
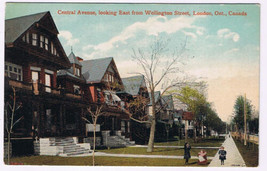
<box><xmin>5</xmin><ymin>3</ymin><xmax>260</xmax><ymax>121</ymax></box>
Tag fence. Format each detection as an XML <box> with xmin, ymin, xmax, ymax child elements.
<box><xmin>231</xmin><ymin>132</ymin><xmax>259</xmax><ymax>145</ymax></box>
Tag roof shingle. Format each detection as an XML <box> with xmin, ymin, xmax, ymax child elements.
<box><xmin>81</xmin><ymin>57</ymin><xmax>113</xmax><ymax>83</ymax></box>
<box><xmin>122</xmin><ymin>75</ymin><xmax>144</xmax><ymax>96</ymax></box>
<box><xmin>5</xmin><ymin>11</ymin><xmax>48</xmax><ymax>44</ymax></box>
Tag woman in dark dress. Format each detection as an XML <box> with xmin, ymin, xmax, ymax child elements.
<box><xmin>184</xmin><ymin>142</ymin><xmax>191</xmax><ymax>165</ymax></box>
<box><xmin>218</xmin><ymin>146</ymin><xmax>227</xmax><ymax>165</ymax></box>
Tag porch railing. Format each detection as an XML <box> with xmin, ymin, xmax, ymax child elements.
<box><xmin>7</xmin><ymin>79</ymin><xmax>32</xmax><ymax>91</ymax></box>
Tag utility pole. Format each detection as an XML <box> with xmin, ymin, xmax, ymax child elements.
<box><xmin>244</xmin><ymin>93</ymin><xmax>247</xmax><ymax>146</ymax></box>
<box><xmin>225</xmin><ymin>122</ymin><xmax>227</xmax><ymax>134</ymax></box>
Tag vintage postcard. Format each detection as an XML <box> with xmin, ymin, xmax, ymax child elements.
<box><xmin>2</xmin><ymin>1</ymin><xmax>262</xmax><ymax>169</ymax></box>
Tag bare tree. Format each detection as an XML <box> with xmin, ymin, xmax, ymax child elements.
<box><xmin>132</xmin><ymin>37</ymin><xmax>190</xmax><ymax>152</ymax></box>
<box><xmin>82</xmin><ymin>105</ymin><xmax>105</xmax><ymax>166</ymax></box>
<box><xmin>4</xmin><ymin>87</ymin><xmax>23</xmax><ymax>165</ymax></box>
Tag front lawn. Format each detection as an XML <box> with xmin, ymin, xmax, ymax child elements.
<box><xmin>155</xmin><ymin>137</ymin><xmax>224</xmax><ymax>147</ymax></box>
<box><xmin>98</xmin><ymin>147</ymin><xmax>218</xmax><ymax>157</ymax></box>
<box><xmin>5</xmin><ymin>156</ymin><xmax>209</xmax><ymax>166</ymax></box>
<box><xmin>233</xmin><ymin>139</ymin><xmax>259</xmax><ymax>167</ymax></box>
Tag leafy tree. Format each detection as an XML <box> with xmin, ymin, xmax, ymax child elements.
<box><xmin>204</xmin><ymin>104</ymin><xmax>225</xmax><ymax>134</ymax></box>
<box><xmin>233</xmin><ymin>95</ymin><xmax>252</xmax><ymax>132</ymax></box>
<box><xmin>173</xmin><ymin>86</ymin><xmax>207</xmax><ymax>141</ymax></box>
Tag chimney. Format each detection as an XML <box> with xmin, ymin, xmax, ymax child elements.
<box><xmin>76</xmin><ymin>56</ymin><xmax>83</xmax><ymax>62</ymax></box>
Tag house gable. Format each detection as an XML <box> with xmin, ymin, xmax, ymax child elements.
<box><xmin>81</xmin><ymin>57</ymin><xmax>123</xmax><ymax>86</ymax></box>
<box><xmin>102</xmin><ymin>59</ymin><xmax>123</xmax><ymax>86</ymax></box>
<box><xmin>5</xmin><ymin>11</ymin><xmax>70</xmax><ymax>69</ymax></box>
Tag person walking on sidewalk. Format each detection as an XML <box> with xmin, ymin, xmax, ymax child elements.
<box><xmin>184</xmin><ymin>142</ymin><xmax>191</xmax><ymax>165</ymax></box>
<box><xmin>218</xmin><ymin>146</ymin><xmax>227</xmax><ymax>165</ymax></box>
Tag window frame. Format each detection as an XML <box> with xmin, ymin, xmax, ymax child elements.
<box><xmin>32</xmin><ymin>33</ymin><xmax>38</xmax><ymax>46</ymax></box>
<box><xmin>45</xmin><ymin>37</ymin><xmax>49</xmax><ymax>51</ymax></box>
<box><xmin>51</xmin><ymin>42</ymin><xmax>54</xmax><ymax>54</ymax></box>
<box><xmin>40</xmin><ymin>35</ymin><xmax>44</xmax><ymax>48</ymax></box>
<box><xmin>5</xmin><ymin>62</ymin><xmax>23</xmax><ymax>81</ymax></box>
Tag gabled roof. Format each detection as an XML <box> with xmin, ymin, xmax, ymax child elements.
<box><xmin>5</xmin><ymin>11</ymin><xmax>55</xmax><ymax>44</ymax></box>
<box><xmin>122</xmin><ymin>75</ymin><xmax>145</xmax><ymax>96</ymax></box>
<box><xmin>148</xmin><ymin>91</ymin><xmax>161</xmax><ymax>106</ymax></box>
<box><xmin>81</xmin><ymin>57</ymin><xmax>113</xmax><ymax>83</ymax></box>
<box><xmin>68</xmin><ymin>52</ymin><xmax>82</xmax><ymax>66</ymax></box>
<box><xmin>161</xmin><ymin>95</ymin><xmax>174</xmax><ymax>110</ymax></box>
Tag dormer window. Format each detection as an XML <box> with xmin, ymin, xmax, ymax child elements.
<box><xmin>32</xmin><ymin>33</ymin><xmax>37</xmax><ymax>46</ymax></box>
<box><xmin>75</xmin><ymin>68</ymin><xmax>80</xmax><ymax>76</ymax></box>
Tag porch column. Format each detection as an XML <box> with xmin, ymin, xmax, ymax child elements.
<box><xmin>39</xmin><ymin>103</ymin><xmax>45</xmax><ymax>137</ymax></box>
<box><xmin>59</xmin><ymin>104</ymin><xmax>63</xmax><ymax>134</ymax></box>
<box><xmin>62</xmin><ymin>104</ymin><xmax>66</xmax><ymax>134</ymax></box>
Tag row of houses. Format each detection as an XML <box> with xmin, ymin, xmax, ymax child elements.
<box><xmin>4</xmin><ymin>11</ymin><xmax>194</xmax><ymax>157</ymax></box>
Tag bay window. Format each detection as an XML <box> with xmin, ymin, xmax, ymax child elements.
<box><xmin>5</xmin><ymin>62</ymin><xmax>23</xmax><ymax>81</ymax></box>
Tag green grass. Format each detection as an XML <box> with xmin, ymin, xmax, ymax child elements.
<box><xmin>5</xmin><ymin>156</ymin><xmax>210</xmax><ymax>166</ymax></box>
<box><xmin>4</xmin><ymin>137</ymin><xmax>223</xmax><ymax>166</ymax></box>
<box><xmin>155</xmin><ymin>137</ymin><xmax>224</xmax><ymax>147</ymax></box>
<box><xmin>98</xmin><ymin>147</ymin><xmax>218</xmax><ymax>157</ymax></box>
<box><xmin>233</xmin><ymin>139</ymin><xmax>259</xmax><ymax>167</ymax></box>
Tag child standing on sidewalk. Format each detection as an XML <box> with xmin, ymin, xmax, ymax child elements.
<box><xmin>218</xmin><ymin>146</ymin><xmax>227</xmax><ymax>165</ymax></box>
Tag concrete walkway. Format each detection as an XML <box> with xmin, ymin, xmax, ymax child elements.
<box><xmin>208</xmin><ymin>134</ymin><xmax>246</xmax><ymax>167</ymax></box>
<box><xmin>69</xmin><ymin>151</ymin><xmax>214</xmax><ymax>159</ymax></box>
<box><xmin>129</xmin><ymin>145</ymin><xmax>220</xmax><ymax>149</ymax></box>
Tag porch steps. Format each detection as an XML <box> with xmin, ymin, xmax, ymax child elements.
<box><xmin>102</xmin><ymin>131</ymin><xmax>135</xmax><ymax>148</ymax></box>
<box><xmin>34</xmin><ymin>137</ymin><xmax>91</xmax><ymax>156</ymax></box>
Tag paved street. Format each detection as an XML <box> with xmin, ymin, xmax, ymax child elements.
<box><xmin>208</xmin><ymin>134</ymin><xmax>246</xmax><ymax>167</ymax></box>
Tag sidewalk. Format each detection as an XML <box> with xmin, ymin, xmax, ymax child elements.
<box><xmin>70</xmin><ymin>151</ymin><xmax>214</xmax><ymax>159</ymax></box>
<box><xmin>208</xmin><ymin>134</ymin><xmax>246</xmax><ymax>167</ymax></box>
<box><xmin>129</xmin><ymin>145</ymin><xmax>220</xmax><ymax>149</ymax></box>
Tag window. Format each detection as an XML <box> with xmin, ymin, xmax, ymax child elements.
<box><xmin>45</xmin><ymin>74</ymin><xmax>51</xmax><ymax>93</ymax></box>
<box><xmin>73</xmin><ymin>85</ymin><xmax>81</xmax><ymax>94</ymax></box>
<box><xmin>40</xmin><ymin>35</ymin><xmax>44</xmax><ymax>48</ymax></box>
<box><xmin>103</xmin><ymin>74</ymin><xmax>108</xmax><ymax>82</ymax></box>
<box><xmin>32</xmin><ymin>33</ymin><xmax>37</xmax><ymax>46</ymax></box>
<box><xmin>75</xmin><ymin>68</ymin><xmax>80</xmax><ymax>76</ymax></box>
<box><xmin>108</xmin><ymin>74</ymin><xmax>112</xmax><ymax>82</ymax></box>
<box><xmin>45</xmin><ymin>37</ymin><xmax>49</xmax><ymax>50</ymax></box>
<box><xmin>5</xmin><ymin>62</ymin><xmax>23</xmax><ymax>81</ymax></box>
<box><xmin>51</xmin><ymin>42</ymin><xmax>54</xmax><ymax>54</ymax></box>
<box><xmin>31</xmin><ymin>71</ymin><xmax>39</xmax><ymax>82</ymax></box>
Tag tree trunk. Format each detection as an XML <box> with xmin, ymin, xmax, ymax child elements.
<box><xmin>93</xmin><ymin>120</ymin><xmax>96</xmax><ymax>166</ymax></box>
<box><xmin>147</xmin><ymin>118</ymin><xmax>156</xmax><ymax>152</ymax></box>
<box><xmin>147</xmin><ymin>89</ymin><xmax>156</xmax><ymax>152</ymax></box>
